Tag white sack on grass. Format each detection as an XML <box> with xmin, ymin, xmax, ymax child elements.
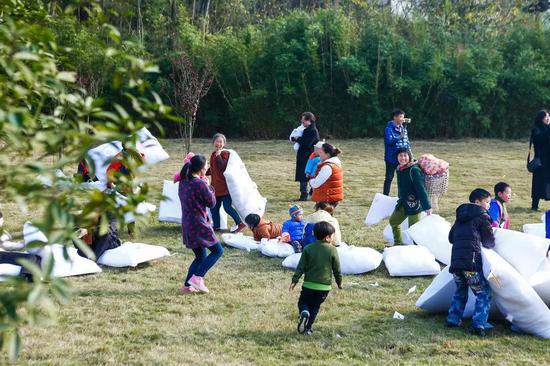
<box><xmin>416</xmin><ymin>266</ymin><xmax>477</xmax><ymax>316</ymax></box>
<box><xmin>522</xmin><ymin>223</ymin><xmax>546</xmax><ymax>238</ymax></box>
<box><xmin>136</xmin><ymin>127</ymin><xmax>169</xmax><ymax>165</ymax></box>
<box><xmin>383</xmin><ymin>245</ymin><xmax>440</xmax><ymax>277</ymax></box>
<box><xmin>115</xmin><ymin>193</ymin><xmax>156</xmax><ymax>224</ymax></box>
<box><xmin>282</xmin><ymin>243</ymin><xmax>383</xmax><ymax>275</ymax></box>
<box><xmin>97</xmin><ymin>242</ymin><xmax>170</xmax><ymax>267</ymax></box>
<box><xmin>40</xmin><ymin>244</ymin><xmax>102</xmax><ymax>278</ymax></box>
<box><xmin>87</xmin><ymin>141</ymin><xmax>123</xmax><ymax>183</ymax></box>
<box><xmin>259</xmin><ymin>239</ymin><xmax>295</xmax><ymax>258</ymax></box>
<box><xmin>493</xmin><ymin>228</ymin><xmax>549</xmax><ymax>279</ymax></box>
<box><xmin>23</xmin><ymin>222</ymin><xmax>48</xmax><ymax>246</ymax></box>
<box><xmin>158</xmin><ymin>180</ymin><xmax>227</xmax><ymax>228</ymax></box>
<box><xmin>364</xmin><ymin>193</ymin><xmax>398</xmax><ymax>226</ymax></box>
<box><xmin>406</xmin><ymin>215</ymin><xmax>452</xmax><ymax>265</ymax></box>
<box><xmin>337</xmin><ymin>244</ymin><xmax>383</xmax><ymax>275</ymax></box>
<box><xmin>0</xmin><ymin>264</ymin><xmax>22</xmax><ymax>282</ymax></box>
<box><xmin>224</xmin><ymin>149</ymin><xmax>266</xmax><ymax>219</ymax></box>
<box><xmin>383</xmin><ymin>223</ymin><xmax>414</xmax><ymax>245</ymax></box>
<box><xmin>221</xmin><ymin>234</ymin><xmax>259</xmax><ymax>252</ymax></box>
<box><xmin>482</xmin><ymin>248</ymin><xmax>550</xmax><ymax>339</ymax></box>
<box><xmin>529</xmin><ymin>258</ymin><xmax>550</xmax><ymax>305</ymax></box>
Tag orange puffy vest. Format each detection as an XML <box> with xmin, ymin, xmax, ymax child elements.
<box><xmin>311</xmin><ymin>162</ymin><xmax>344</xmax><ymax>203</ymax></box>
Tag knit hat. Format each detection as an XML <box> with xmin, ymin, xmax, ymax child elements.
<box><xmin>288</xmin><ymin>204</ymin><xmax>303</xmax><ymax>219</ymax></box>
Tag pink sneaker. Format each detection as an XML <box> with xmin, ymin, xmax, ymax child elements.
<box><xmin>188</xmin><ymin>275</ymin><xmax>209</xmax><ymax>293</ymax></box>
<box><xmin>179</xmin><ymin>285</ymin><xmax>198</xmax><ymax>294</ymax></box>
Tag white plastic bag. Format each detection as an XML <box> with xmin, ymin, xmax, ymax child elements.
<box><xmin>87</xmin><ymin>141</ymin><xmax>123</xmax><ymax>183</ymax></box>
<box><xmin>136</xmin><ymin>127</ymin><xmax>169</xmax><ymax>165</ymax></box>
<box><xmin>158</xmin><ymin>180</ymin><xmax>227</xmax><ymax>229</ymax></box>
<box><xmin>289</xmin><ymin>125</ymin><xmax>305</xmax><ymax>152</ymax></box>
<box><xmin>23</xmin><ymin>222</ymin><xmax>48</xmax><ymax>246</ymax></box>
<box><xmin>383</xmin><ymin>245</ymin><xmax>440</xmax><ymax>277</ymax></box>
<box><xmin>482</xmin><ymin>248</ymin><xmax>550</xmax><ymax>338</ymax></box>
<box><xmin>406</xmin><ymin>215</ymin><xmax>452</xmax><ymax>265</ymax></box>
<box><xmin>493</xmin><ymin>228</ymin><xmax>549</xmax><ymax>279</ymax></box>
<box><xmin>259</xmin><ymin>239</ymin><xmax>295</xmax><ymax>258</ymax></box>
<box><xmin>529</xmin><ymin>258</ymin><xmax>550</xmax><ymax>306</ymax></box>
<box><xmin>522</xmin><ymin>223</ymin><xmax>546</xmax><ymax>238</ymax></box>
<box><xmin>221</xmin><ymin>234</ymin><xmax>259</xmax><ymax>252</ymax></box>
<box><xmin>223</xmin><ymin>149</ymin><xmax>266</xmax><ymax>219</ymax></box>
<box><xmin>0</xmin><ymin>264</ymin><xmax>22</xmax><ymax>282</ymax></box>
<box><xmin>40</xmin><ymin>244</ymin><xmax>103</xmax><ymax>278</ymax></box>
<box><xmin>98</xmin><ymin>242</ymin><xmax>170</xmax><ymax>267</ymax></box>
<box><xmin>364</xmin><ymin>193</ymin><xmax>398</xmax><ymax>226</ymax></box>
<box><xmin>337</xmin><ymin>244</ymin><xmax>383</xmax><ymax>275</ymax></box>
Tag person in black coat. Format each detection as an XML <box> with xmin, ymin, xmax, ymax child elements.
<box><xmin>530</xmin><ymin>110</ymin><xmax>550</xmax><ymax>210</ymax></box>
<box><xmin>292</xmin><ymin>112</ymin><xmax>320</xmax><ymax>201</ymax></box>
<box><xmin>447</xmin><ymin>188</ymin><xmax>495</xmax><ymax>336</ymax></box>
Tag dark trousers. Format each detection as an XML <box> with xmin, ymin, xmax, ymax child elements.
<box><xmin>184</xmin><ymin>242</ymin><xmax>224</xmax><ymax>286</ymax></box>
<box><xmin>299</xmin><ymin>181</ymin><xmax>308</xmax><ymax>194</ymax></box>
<box><xmin>0</xmin><ymin>252</ymin><xmax>41</xmax><ymax>279</ymax></box>
<box><xmin>383</xmin><ymin>161</ymin><xmax>398</xmax><ymax>196</ymax></box>
<box><xmin>211</xmin><ymin>195</ymin><xmax>242</xmax><ymax>229</ymax></box>
<box><xmin>298</xmin><ymin>287</ymin><xmax>330</xmax><ymax>330</ymax></box>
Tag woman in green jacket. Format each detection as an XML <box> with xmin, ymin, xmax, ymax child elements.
<box><xmin>389</xmin><ymin>148</ymin><xmax>432</xmax><ymax>245</ymax></box>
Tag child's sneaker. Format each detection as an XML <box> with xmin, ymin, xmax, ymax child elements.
<box><xmin>232</xmin><ymin>223</ymin><xmax>247</xmax><ymax>234</ymax></box>
<box><xmin>304</xmin><ymin>328</ymin><xmax>313</xmax><ymax>336</ymax></box>
<box><xmin>188</xmin><ymin>275</ymin><xmax>209</xmax><ymax>293</ymax></box>
<box><xmin>297</xmin><ymin>310</ymin><xmax>310</xmax><ymax>334</ymax></box>
<box><xmin>179</xmin><ymin>285</ymin><xmax>198</xmax><ymax>294</ymax></box>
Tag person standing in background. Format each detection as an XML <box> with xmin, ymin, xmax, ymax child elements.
<box><xmin>383</xmin><ymin>109</ymin><xmax>411</xmax><ymax>196</ymax></box>
<box><xmin>292</xmin><ymin>112</ymin><xmax>319</xmax><ymax>201</ymax></box>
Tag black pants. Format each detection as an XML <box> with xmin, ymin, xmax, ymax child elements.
<box><xmin>299</xmin><ymin>181</ymin><xmax>308</xmax><ymax>194</ymax></box>
<box><xmin>0</xmin><ymin>252</ymin><xmax>41</xmax><ymax>279</ymax></box>
<box><xmin>383</xmin><ymin>161</ymin><xmax>398</xmax><ymax>196</ymax></box>
<box><xmin>298</xmin><ymin>287</ymin><xmax>329</xmax><ymax>330</ymax></box>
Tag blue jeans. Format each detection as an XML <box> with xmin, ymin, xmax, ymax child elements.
<box><xmin>211</xmin><ymin>195</ymin><xmax>242</xmax><ymax>229</ymax></box>
<box><xmin>447</xmin><ymin>271</ymin><xmax>492</xmax><ymax>329</ymax></box>
<box><xmin>184</xmin><ymin>242</ymin><xmax>224</xmax><ymax>286</ymax></box>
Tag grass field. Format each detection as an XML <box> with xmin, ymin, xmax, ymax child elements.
<box><xmin>2</xmin><ymin>138</ymin><xmax>549</xmax><ymax>365</ymax></box>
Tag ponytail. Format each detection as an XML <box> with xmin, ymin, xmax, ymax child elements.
<box><xmin>322</xmin><ymin>143</ymin><xmax>342</xmax><ymax>158</ymax></box>
<box><xmin>179</xmin><ymin>155</ymin><xmax>206</xmax><ymax>181</ymax></box>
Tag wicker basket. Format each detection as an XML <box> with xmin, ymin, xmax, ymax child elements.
<box><xmin>424</xmin><ymin>170</ymin><xmax>450</xmax><ymax>212</ymax></box>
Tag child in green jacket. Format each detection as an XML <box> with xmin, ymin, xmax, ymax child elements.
<box><xmin>389</xmin><ymin>148</ymin><xmax>432</xmax><ymax>245</ymax></box>
<box><xmin>290</xmin><ymin>221</ymin><xmax>342</xmax><ymax>335</ymax></box>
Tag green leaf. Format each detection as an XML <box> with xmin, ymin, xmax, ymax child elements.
<box><xmin>7</xmin><ymin>331</ymin><xmax>21</xmax><ymax>362</ymax></box>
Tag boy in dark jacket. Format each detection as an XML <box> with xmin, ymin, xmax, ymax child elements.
<box><xmin>447</xmin><ymin>188</ymin><xmax>495</xmax><ymax>336</ymax></box>
<box><xmin>290</xmin><ymin>221</ymin><xmax>342</xmax><ymax>335</ymax></box>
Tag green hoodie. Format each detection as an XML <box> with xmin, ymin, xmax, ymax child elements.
<box><xmin>292</xmin><ymin>240</ymin><xmax>342</xmax><ymax>291</ymax></box>
<box><xmin>396</xmin><ymin>163</ymin><xmax>431</xmax><ymax>215</ymax></box>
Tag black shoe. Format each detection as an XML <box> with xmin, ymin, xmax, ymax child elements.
<box><xmin>292</xmin><ymin>242</ymin><xmax>302</xmax><ymax>253</ymax></box>
<box><xmin>298</xmin><ymin>193</ymin><xmax>308</xmax><ymax>201</ymax></box>
<box><xmin>297</xmin><ymin>310</ymin><xmax>310</xmax><ymax>334</ymax></box>
<box><xmin>469</xmin><ymin>327</ymin><xmax>486</xmax><ymax>337</ymax></box>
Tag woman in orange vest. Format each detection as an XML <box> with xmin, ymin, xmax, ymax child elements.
<box><xmin>309</xmin><ymin>142</ymin><xmax>344</xmax><ymax>207</ymax></box>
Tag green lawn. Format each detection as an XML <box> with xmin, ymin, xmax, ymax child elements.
<box><xmin>2</xmin><ymin>138</ymin><xmax>549</xmax><ymax>365</ymax></box>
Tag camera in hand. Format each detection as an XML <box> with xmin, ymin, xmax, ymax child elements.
<box><xmin>403</xmin><ymin>118</ymin><xmax>412</xmax><ymax>124</ymax></box>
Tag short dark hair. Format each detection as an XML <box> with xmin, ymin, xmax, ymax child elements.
<box><xmin>392</xmin><ymin>109</ymin><xmax>405</xmax><ymax>118</ymax></box>
<box><xmin>313</xmin><ymin>221</ymin><xmax>335</xmax><ymax>240</ymax></box>
<box><xmin>301</xmin><ymin>111</ymin><xmax>316</xmax><ymax>122</ymax></box>
<box><xmin>244</xmin><ymin>214</ymin><xmax>261</xmax><ymax>229</ymax></box>
<box><xmin>494</xmin><ymin>182</ymin><xmax>510</xmax><ymax>196</ymax></box>
<box><xmin>395</xmin><ymin>147</ymin><xmax>413</xmax><ymax>161</ymax></box>
<box><xmin>469</xmin><ymin>188</ymin><xmax>491</xmax><ymax>203</ymax></box>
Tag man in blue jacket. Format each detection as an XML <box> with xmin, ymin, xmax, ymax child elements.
<box><xmin>383</xmin><ymin>109</ymin><xmax>411</xmax><ymax>195</ymax></box>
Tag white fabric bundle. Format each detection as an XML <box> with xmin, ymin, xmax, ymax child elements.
<box><xmin>416</xmin><ymin>266</ymin><xmax>477</xmax><ymax>316</ymax></box>
<box><xmin>221</xmin><ymin>234</ymin><xmax>259</xmax><ymax>252</ymax></box>
<box><xmin>87</xmin><ymin>141</ymin><xmax>123</xmax><ymax>183</ymax></box>
<box><xmin>23</xmin><ymin>222</ymin><xmax>48</xmax><ymax>246</ymax></box>
<box><xmin>158</xmin><ymin>180</ymin><xmax>227</xmax><ymax>229</ymax></box>
<box><xmin>136</xmin><ymin>127</ymin><xmax>169</xmax><ymax>165</ymax></box>
<box><xmin>336</xmin><ymin>243</ymin><xmax>383</xmax><ymax>275</ymax></box>
<box><xmin>97</xmin><ymin>242</ymin><xmax>170</xmax><ymax>267</ymax></box>
<box><xmin>282</xmin><ymin>243</ymin><xmax>383</xmax><ymax>275</ymax></box>
<box><xmin>383</xmin><ymin>245</ymin><xmax>440</xmax><ymax>277</ymax></box>
<box><xmin>406</xmin><ymin>215</ymin><xmax>452</xmax><ymax>265</ymax></box>
<box><xmin>383</xmin><ymin>222</ymin><xmax>414</xmax><ymax>245</ymax></box>
<box><xmin>482</xmin><ymin>248</ymin><xmax>550</xmax><ymax>338</ymax></box>
<box><xmin>0</xmin><ymin>264</ymin><xmax>22</xmax><ymax>282</ymax></box>
<box><xmin>40</xmin><ymin>244</ymin><xmax>103</xmax><ymax>278</ymax></box>
<box><xmin>529</xmin><ymin>258</ymin><xmax>550</xmax><ymax>305</ymax></box>
<box><xmin>522</xmin><ymin>223</ymin><xmax>545</xmax><ymax>238</ymax></box>
<box><xmin>123</xmin><ymin>201</ymin><xmax>157</xmax><ymax>224</ymax></box>
<box><xmin>223</xmin><ymin>149</ymin><xmax>266</xmax><ymax>219</ymax></box>
<box><xmin>492</xmin><ymin>228</ymin><xmax>549</xmax><ymax>279</ymax></box>
<box><xmin>258</xmin><ymin>239</ymin><xmax>295</xmax><ymax>258</ymax></box>
<box><xmin>364</xmin><ymin>193</ymin><xmax>398</xmax><ymax>226</ymax></box>
<box><xmin>289</xmin><ymin>125</ymin><xmax>305</xmax><ymax>152</ymax></box>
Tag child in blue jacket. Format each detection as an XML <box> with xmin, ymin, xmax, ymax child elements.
<box><xmin>281</xmin><ymin>204</ymin><xmax>306</xmax><ymax>253</ymax></box>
